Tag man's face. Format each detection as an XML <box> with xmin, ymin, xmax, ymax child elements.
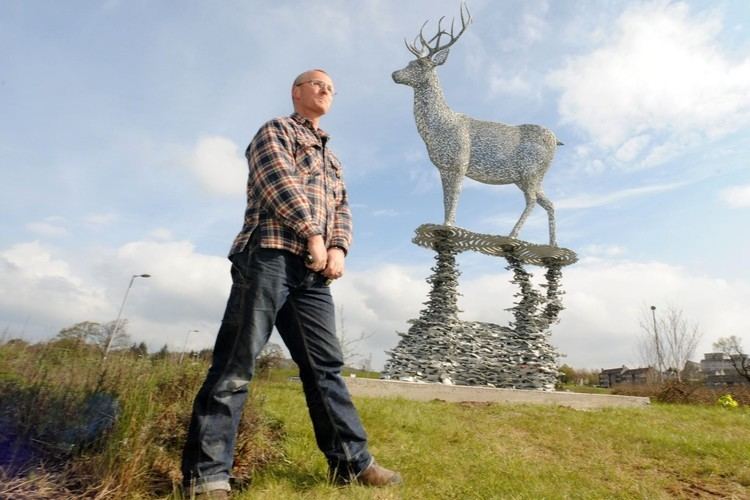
<box><xmin>293</xmin><ymin>71</ymin><xmax>334</xmax><ymax>118</ymax></box>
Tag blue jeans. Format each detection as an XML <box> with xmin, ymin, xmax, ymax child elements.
<box><xmin>181</xmin><ymin>245</ymin><xmax>372</xmax><ymax>493</ymax></box>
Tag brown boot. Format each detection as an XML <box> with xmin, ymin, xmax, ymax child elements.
<box><xmin>356</xmin><ymin>459</ymin><xmax>402</xmax><ymax>487</ymax></box>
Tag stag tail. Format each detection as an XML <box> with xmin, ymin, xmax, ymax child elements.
<box><xmin>556</xmin><ymin>140</ymin><xmax>564</xmax><ymax>146</ymax></box>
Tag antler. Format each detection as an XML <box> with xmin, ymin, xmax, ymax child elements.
<box><xmin>404</xmin><ymin>2</ymin><xmax>472</xmax><ymax>59</ymax></box>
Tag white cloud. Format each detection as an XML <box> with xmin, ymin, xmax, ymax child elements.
<box><xmin>339</xmin><ymin>256</ymin><xmax>750</xmax><ymax>371</ymax></box>
<box><xmin>0</xmin><ymin>239</ymin><xmax>230</xmax><ymax>349</ymax></box>
<box><xmin>372</xmin><ymin>209</ymin><xmax>399</xmax><ymax>217</ymax></box>
<box><xmin>520</xmin><ymin>5</ymin><xmax>549</xmax><ymax>44</ymax></box>
<box><xmin>2</xmin><ymin>239</ymin><xmax>748</xmax><ymax>372</ymax></box>
<box><xmin>458</xmin><ymin>257</ymin><xmax>750</xmax><ymax>369</ymax></box>
<box><xmin>581</xmin><ymin>244</ymin><xmax>626</xmax><ymax>257</ymax></box>
<box><xmin>557</xmin><ymin>182</ymin><xmax>684</xmax><ymax>209</ymax></box>
<box><xmin>147</xmin><ymin>227</ymin><xmax>174</xmax><ymax>241</ymax></box>
<box><xmin>0</xmin><ymin>242</ymin><xmax>110</xmax><ymax>334</ymax></box>
<box><xmin>614</xmin><ymin>134</ymin><xmax>650</xmax><ymax>163</ymax></box>
<box><xmin>114</xmin><ymin>240</ymin><xmax>230</xmax><ymax>321</ymax></box>
<box><xmin>83</xmin><ymin>212</ymin><xmax>118</xmax><ymax>226</ymax></box>
<box><xmin>720</xmin><ymin>184</ymin><xmax>750</xmax><ymax>208</ymax></box>
<box><xmin>189</xmin><ymin>136</ymin><xmax>247</xmax><ymax>196</ymax></box>
<box><xmin>26</xmin><ymin>217</ymin><xmax>68</xmax><ymax>237</ymax></box>
<box><xmin>548</xmin><ymin>1</ymin><xmax>750</xmax><ymax>165</ymax></box>
<box><xmin>489</xmin><ymin>73</ymin><xmax>531</xmax><ymax>96</ymax></box>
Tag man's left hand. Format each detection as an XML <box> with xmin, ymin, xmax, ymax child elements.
<box><xmin>322</xmin><ymin>247</ymin><xmax>345</xmax><ymax>280</ymax></box>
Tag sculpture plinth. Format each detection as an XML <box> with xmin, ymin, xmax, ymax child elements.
<box><xmin>382</xmin><ymin>225</ymin><xmax>577</xmax><ymax>390</ymax></box>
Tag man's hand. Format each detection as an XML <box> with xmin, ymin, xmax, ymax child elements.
<box><xmin>322</xmin><ymin>247</ymin><xmax>345</xmax><ymax>280</ymax></box>
<box><xmin>306</xmin><ymin>234</ymin><xmax>327</xmax><ymax>271</ymax></box>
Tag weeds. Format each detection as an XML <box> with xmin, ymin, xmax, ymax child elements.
<box><xmin>612</xmin><ymin>380</ymin><xmax>750</xmax><ymax>405</ymax></box>
<box><xmin>0</xmin><ymin>341</ymin><xmax>283</xmax><ymax>498</ymax></box>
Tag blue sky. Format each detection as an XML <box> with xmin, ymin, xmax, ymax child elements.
<box><xmin>2</xmin><ymin>0</ymin><xmax>749</xmax><ymax>370</ymax></box>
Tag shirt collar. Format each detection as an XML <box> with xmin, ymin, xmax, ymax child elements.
<box><xmin>291</xmin><ymin>112</ymin><xmax>330</xmax><ymax>141</ymax></box>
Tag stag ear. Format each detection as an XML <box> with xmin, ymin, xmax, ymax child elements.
<box><xmin>432</xmin><ymin>48</ymin><xmax>450</xmax><ymax>65</ymax></box>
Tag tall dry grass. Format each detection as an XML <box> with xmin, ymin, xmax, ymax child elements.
<box><xmin>0</xmin><ymin>340</ymin><xmax>284</xmax><ymax>499</ymax></box>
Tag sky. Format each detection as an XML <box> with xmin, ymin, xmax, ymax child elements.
<box><xmin>2</xmin><ymin>0</ymin><xmax>749</xmax><ymax>371</ymax></box>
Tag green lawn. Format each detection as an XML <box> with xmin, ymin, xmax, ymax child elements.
<box><xmin>234</xmin><ymin>380</ymin><xmax>749</xmax><ymax>500</ymax></box>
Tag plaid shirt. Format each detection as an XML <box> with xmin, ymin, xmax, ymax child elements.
<box><xmin>229</xmin><ymin>113</ymin><xmax>352</xmax><ymax>257</ymax></box>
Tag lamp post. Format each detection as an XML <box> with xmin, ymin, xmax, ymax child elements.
<box><xmin>103</xmin><ymin>273</ymin><xmax>151</xmax><ymax>362</ymax></box>
<box><xmin>651</xmin><ymin>305</ymin><xmax>663</xmax><ymax>381</ymax></box>
<box><xmin>179</xmin><ymin>329</ymin><xmax>199</xmax><ymax>364</ymax></box>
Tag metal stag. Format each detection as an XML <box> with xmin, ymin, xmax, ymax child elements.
<box><xmin>392</xmin><ymin>4</ymin><xmax>562</xmax><ymax>246</ymax></box>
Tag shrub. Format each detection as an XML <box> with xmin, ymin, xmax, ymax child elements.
<box><xmin>612</xmin><ymin>381</ymin><xmax>750</xmax><ymax>405</ymax></box>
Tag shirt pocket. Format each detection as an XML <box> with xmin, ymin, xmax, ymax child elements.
<box><xmin>327</xmin><ymin>154</ymin><xmax>344</xmax><ymax>201</ymax></box>
<box><xmin>294</xmin><ymin>137</ymin><xmax>323</xmax><ymax>181</ymax></box>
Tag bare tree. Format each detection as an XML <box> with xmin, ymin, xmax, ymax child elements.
<box><xmin>256</xmin><ymin>342</ymin><xmax>285</xmax><ymax>379</ymax></box>
<box><xmin>713</xmin><ymin>336</ymin><xmax>750</xmax><ymax>384</ymax></box>
<box><xmin>638</xmin><ymin>305</ymin><xmax>702</xmax><ymax>382</ymax></box>
<box><xmin>336</xmin><ymin>306</ymin><xmax>372</xmax><ymax>368</ymax></box>
<box><xmin>99</xmin><ymin>319</ymin><xmax>132</xmax><ymax>355</ymax></box>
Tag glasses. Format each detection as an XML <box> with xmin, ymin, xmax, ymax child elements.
<box><xmin>295</xmin><ymin>79</ymin><xmax>336</xmax><ymax>95</ymax></box>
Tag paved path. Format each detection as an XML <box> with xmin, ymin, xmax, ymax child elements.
<box><xmin>345</xmin><ymin>377</ymin><xmax>649</xmax><ymax>410</ymax></box>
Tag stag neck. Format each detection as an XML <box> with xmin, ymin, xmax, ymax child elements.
<box><xmin>413</xmin><ymin>71</ymin><xmax>451</xmax><ymax>115</ymax></box>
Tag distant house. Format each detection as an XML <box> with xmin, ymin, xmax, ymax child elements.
<box><xmin>599</xmin><ymin>366</ymin><xmax>628</xmax><ymax>388</ymax></box>
<box><xmin>681</xmin><ymin>360</ymin><xmax>703</xmax><ymax>382</ymax></box>
<box><xmin>621</xmin><ymin>367</ymin><xmax>656</xmax><ymax>384</ymax></box>
<box><xmin>599</xmin><ymin>366</ymin><xmax>658</xmax><ymax>387</ymax></box>
<box><xmin>701</xmin><ymin>352</ymin><xmax>749</xmax><ymax>386</ymax></box>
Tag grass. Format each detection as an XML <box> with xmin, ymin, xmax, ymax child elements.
<box><xmin>237</xmin><ymin>382</ymin><xmax>750</xmax><ymax>499</ymax></box>
<box><xmin>1</xmin><ymin>341</ymin><xmax>749</xmax><ymax>499</ymax></box>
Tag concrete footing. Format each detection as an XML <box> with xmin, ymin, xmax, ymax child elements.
<box><xmin>345</xmin><ymin>377</ymin><xmax>650</xmax><ymax>410</ymax></box>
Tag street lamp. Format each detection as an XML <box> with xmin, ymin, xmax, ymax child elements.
<box><xmin>651</xmin><ymin>305</ymin><xmax>663</xmax><ymax>381</ymax></box>
<box><xmin>179</xmin><ymin>329</ymin><xmax>200</xmax><ymax>364</ymax></box>
<box><xmin>103</xmin><ymin>273</ymin><xmax>151</xmax><ymax>362</ymax></box>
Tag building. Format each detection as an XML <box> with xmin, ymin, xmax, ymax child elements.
<box><xmin>701</xmin><ymin>352</ymin><xmax>749</xmax><ymax>386</ymax></box>
<box><xmin>599</xmin><ymin>366</ymin><xmax>628</xmax><ymax>387</ymax></box>
<box><xmin>599</xmin><ymin>366</ymin><xmax>658</xmax><ymax>387</ymax></box>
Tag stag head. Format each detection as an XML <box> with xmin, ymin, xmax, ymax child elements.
<box><xmin>392</xmin><ymin>3</ymin><xmax>472</xmax><ymax>87</ymax></box>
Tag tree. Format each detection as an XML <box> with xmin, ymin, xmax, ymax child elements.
<box><xmin>336</xmin><ymin>305</ymin><xmax>372</xmax><ymax>368</ymax></box>
<box><xmin>54</xmin><ymin>320</ymin><xmax>131</xmax><ymax>354</ymax></box>
<box><xmin>129</xmin><ymin>341</ymin><xmax>148</xmax><ymax>357</ymax></box>
<box><xmin>56</xmin><ymin>321</ymin><xmax>106</xmax><ymax>348</ymax></box>
<box><xmin>638</xmin><ymin>305</ymin><xmax>702</xmax><ymax>382</ymax></box>
<box><xmin>100</xmin><ymin>319</ymin><xmax>132</xmax><ymax>356</ymax></box>
<box><xmin>153</xmin><ymin>343</ymin><xmax>170</xmax><ymax>360</ymax></box>
<box><xmin>256</xmin><ymin>343</ymin><xmax>285</xmax><ymax>379</ymax></box>
<box><xmin>557</xmin><ymin>364</ymin><xmax>599</xmax><ymax>386</ymax></box>
<box><xmin>713</xmin><ymin>336</ymin><xmax>750</xmax><ymax>384</ymax></box>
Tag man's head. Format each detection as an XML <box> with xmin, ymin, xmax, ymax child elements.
<box><xmin>292</xmin><ymin>69</ymin><xmax>335</xmax><ymax>124</ymax></box>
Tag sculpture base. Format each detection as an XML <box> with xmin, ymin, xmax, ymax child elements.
<box><xmin>413</xmin><ymin>223</ymin><xmax>578</xmax><ymax>266</ymax></box>
<box><xmin>382</xmin><ymin>318</ymin><xmax>559</xmax><ymax>391</ymax></box>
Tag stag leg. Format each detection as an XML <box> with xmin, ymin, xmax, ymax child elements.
<box><xmin>440</xmin><ymin>170</ymin><xmax>463</xmax><ymax>226</ymax></box>
<box><xmin>509</xmin><ymin>188</ymin><xmax>536</xmax><ymax>240</ymax></box>
<box><xmin>536</xmin><ymin>190</ymin><xmax>557</xmax><ymax>247</ymax></box>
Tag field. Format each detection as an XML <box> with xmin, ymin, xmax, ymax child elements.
<box><xmin>1</xmin><ymin>341</ymin><xmax>749</xmax><ymax>499</ymax></box>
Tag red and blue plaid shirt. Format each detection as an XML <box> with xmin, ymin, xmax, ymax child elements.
<box><xmin>229</xmin><ymin>113</ymin><xmax>352</xmax><ymax>257</ymax></box>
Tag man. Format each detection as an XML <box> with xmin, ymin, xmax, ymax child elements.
<box><xmin>181</xmin><ymin>69</ymin><xmax>401</xmax><ymax>499</ymax></box>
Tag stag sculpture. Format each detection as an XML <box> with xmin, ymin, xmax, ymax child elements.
<box><xmin>392</xmin><ymin>4</ymin><xmax>562</xmax><ymax>246</ymax></box>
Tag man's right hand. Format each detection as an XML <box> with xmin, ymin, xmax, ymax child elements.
<box><xmin>306</xmin><ymin>234</ymin><xmax>327</xmax><ymax>271</ymax></box>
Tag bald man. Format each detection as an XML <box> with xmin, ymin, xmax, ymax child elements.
<box><xmin>181</xmin><ymin>70</ymin><xmax>401</xmax><ymax>499</ymax></box>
